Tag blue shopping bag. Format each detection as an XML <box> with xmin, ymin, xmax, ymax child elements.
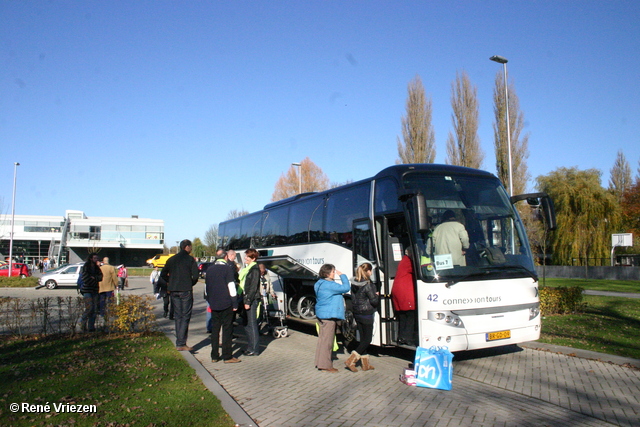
<box><xmin>414</xmin><ymin>346</ymin><xmax>454</xmax><ymax>390</ymax></box>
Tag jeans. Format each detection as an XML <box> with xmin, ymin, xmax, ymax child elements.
<box><xmin>244</xmin><ymin>299</ymin><xmax>260</xmax><ymax>354</ymax></box>
<box><xmin>171</xmin><ymin>291</ymin><xmax>193</xmax><ymax>347</ymax></box>
<box><xmin>210</xmin><ymin>306</ymin><xmax>235</xmax><ymax>360</ymax></box>
<box><xmin>98</xmin><ymin>291</ymin><xmax>114</xmax><ymax>316</ymax></box>
<box><xmin>81</xmin><ymin>293</ymin><xmax>100</xmax><ymax>331</ymax></box>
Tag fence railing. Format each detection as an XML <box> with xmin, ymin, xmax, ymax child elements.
<box><xmin>0</xmin><ymin>295</ymin><xmax>156</xmax><ymax>337</ymax></box>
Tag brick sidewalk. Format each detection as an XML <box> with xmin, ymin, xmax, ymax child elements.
<box><xmin>156</xmin><ymin>283</ymin><xmax>640</xmax><ymax>427</ymax></box>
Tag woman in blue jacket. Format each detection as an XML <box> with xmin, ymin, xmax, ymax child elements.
<box><xmin>314</xmin><ymin>263</ymin><xmax>350</xmax><ymax>372</ymax></box>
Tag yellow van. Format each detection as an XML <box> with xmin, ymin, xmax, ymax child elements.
<box><xmin>146</xmin><ymin>254</ymin><xmax>175</xmax><ymax>268</ymax></box>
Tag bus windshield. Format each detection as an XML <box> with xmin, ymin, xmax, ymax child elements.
<box><xmin>403</xmin><ymin>172</ymin><xmax>536</xmax><ymax>283</ymax></box>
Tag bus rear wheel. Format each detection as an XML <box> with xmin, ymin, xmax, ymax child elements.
<box><xmin>287</xmin><ymin>296</ymin><xmax>300</xmax><ymax>318</ymax></box>
<box><xmin>297</xmin><ymin>295</ymin><xmax>316</xmax><ymax>320</ymax></box>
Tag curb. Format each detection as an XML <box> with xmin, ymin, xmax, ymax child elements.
<box><xmin>521</xmin><ymin>341</ymin><xmax>640</xmax><ymax>369</ymax></box>
<box><xmin>162</xmin><ymin>329</ymin><xmax>257</xmax><ymax>427</ymax></box>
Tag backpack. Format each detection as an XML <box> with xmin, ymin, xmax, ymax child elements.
<box><xmin>157</xmin><ymin>275</ymin><xmax>168</xmax><ymax>291</ymax></box>
<box><xmin>77</xmin><ymin>266</ymin><xmax>85</xmax><ymax>293</ymax></box>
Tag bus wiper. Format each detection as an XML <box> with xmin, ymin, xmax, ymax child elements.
<box><xmin>445</xmin><ymin>269</ymin><xmax>488</xmax><ymax>288</ymax></box>
<box><xmin>497</xmin><ymin>265</ymin><xmax>538</xmax><ymax>281</ymax></box>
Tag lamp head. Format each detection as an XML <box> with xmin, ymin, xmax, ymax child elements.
<box><xmin>490</xmin><ymin>55</ymin><xmax>508</xmax><ymax>64</ymax></box>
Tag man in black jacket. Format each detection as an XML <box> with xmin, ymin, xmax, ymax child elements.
<box><xmin>161</xmin><ymin>239</ymin><xmax>199</xmax><ymax>351</ymax></box>
<box><xmin>205</xmin><ymin>251</ymin><xmax>240</xmax><ymax>363</ymax></box>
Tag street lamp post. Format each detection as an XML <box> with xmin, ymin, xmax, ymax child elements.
<box><xmin>291</xmin><ymin>162</ymin><xmax>302</xmax><ymax>194</ymax></box>
<box><xmin>490</xmin><ymin>55</ymin><xmax>513</xmax><ymax>196</ymax></box>
<box><xmin>8</xmin><ymin>162</ymin><xmax>20</xmax><ymax>277</ymax></box>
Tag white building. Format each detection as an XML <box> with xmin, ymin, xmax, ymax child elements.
<box><xmin>0</xmin><ymin>210</ymin><xmax>164</xmax><ymax>267</ymax></box>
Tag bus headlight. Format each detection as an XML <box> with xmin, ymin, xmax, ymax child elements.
<box><xmin>428</xmin><ymin>311</ymin><xmax>465</xmax><ymax>328</ymax></box>
<box><xmin>529</xmin><ymin>305</ymin><xmax>540</xmax><ymax>320</ymax></box>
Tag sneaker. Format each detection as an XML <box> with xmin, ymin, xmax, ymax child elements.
<box><xmin>224</xmin><ymin>357</ymin><xmax>241</xmax><ymax>364</ymax></box>
<box><xmin>318</xmin><ymin>367</ymin><xmax>338</xmax><ymax>373</ymax></box>
<box><xmin>176</xmin><ymin>346</ymin><xmax>193</xmax><ymax>352</ymax></box>
<box><xmin>211</xmin><ymin>358</ymin><xmax>221</xmax><ymax>363</ymax></box>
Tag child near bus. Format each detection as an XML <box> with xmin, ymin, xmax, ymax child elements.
<box><xmin>346</xmin><ymin>262</ymin><xmax>379</xmax><ymax>372</ymax></box>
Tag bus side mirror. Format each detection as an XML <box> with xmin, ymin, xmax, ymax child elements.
<box><xmin>399</xmin><ymin>191</ymin><xmax>431</xmax><ymax>233</ymax></box>
<box><xmin>413</xmin><ymin>193</ymin><xmax>431</xmax><ymax>233</ymax></box>
<box><xmin>540</xmin><ymin>196</ymin><xmax>556</xmax><ymax>231</ymax></box>
<box><xmin>511</xmin><ymin>192</ymin><xmax>557</xmax><ymax>231</ymax></box>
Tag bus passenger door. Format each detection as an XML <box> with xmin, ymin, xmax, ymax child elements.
<box><xmin>376</xmin><ymin>214</ymin><xmax>407</xmax><ymax>346</ymax></box>
<box><xmin>351</xmin><ymin>219</ymin><xmax>377</xmax><ymax>343</ymax></box>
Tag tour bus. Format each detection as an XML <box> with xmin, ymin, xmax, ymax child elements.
<box><xmin>218</xmin><ymin>164</ymin><xmax>556</xmax><ymax>351</ymax></box>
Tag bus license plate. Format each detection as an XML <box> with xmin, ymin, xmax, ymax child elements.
<box><xmin>486</xmin><ymin>330</ymin><xmax>511</xmax><ymax>341</ymax></box>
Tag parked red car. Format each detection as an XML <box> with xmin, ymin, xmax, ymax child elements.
<box><xmin>0</xmin><ymin>262</ymin><xmax>31</xmax><ymax>278</ymax></box>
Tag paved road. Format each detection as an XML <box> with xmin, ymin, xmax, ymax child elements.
<box><xmin>4</xmin><ymin>278</ymin><xmax>640</xmax><ymax>426</ymax></box>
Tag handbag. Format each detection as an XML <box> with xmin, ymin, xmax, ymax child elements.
<box><xmin>413</xmin><ymin>346</ymin><xmax>454</xmax><ymax>390</ymax></box>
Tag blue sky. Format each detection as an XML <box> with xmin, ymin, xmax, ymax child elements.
<box><xmin>2</xmin><ymin>1</ymin><xmax>640</xmax><ymax>247</ymax></box>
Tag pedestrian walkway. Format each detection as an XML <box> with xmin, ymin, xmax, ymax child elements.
<box><xmin>156</xmin><ymin>283</ymin><xmax>640</xmax><ymax>427</ymax></box>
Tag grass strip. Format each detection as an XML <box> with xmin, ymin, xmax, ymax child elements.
<box><xmin>542</xmin><ymin>278</ymin><xmax>640</xmax><ymax>293</ymax></box>
<box><xmin>540</xmin><ymin>294</ymin><xmax>640</xmax><ymax>360</ymax></box>
<box><xmin>0</xmin><ymin>332</ymin><xmax>235</xmax><ymax>427</ymax></box>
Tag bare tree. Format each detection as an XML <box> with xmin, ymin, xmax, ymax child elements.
<box><xmin>271</xmin><ymin>157</ymin><xmax>330</xmax><ymax>201</ymax></box>
<box><xmin>203</xmin><ymin>224</ymin><xmax>219</xmax><ymax>253</ymax></box>
<box><xmin>226</xmin><ymin>209</ymin><xmax>249</xmax><ymax>220</ymax></box>
<box><xmin>445</xmin><ymin>70</ymin><xmax>483</xmax><ymax>168</ymax></box>
<box><xmin>608</xmin><ymin>150</ymin><xmax>632</xmax><ymax>203</ymax></box>
<box><xmin>493</xmin><ymin>71</ymin><xmax>530</xmax><ymax>195</ymax></box>
<box><xmin>396</xmin><ymin>75</ymin><xmax>436</xmax><ymax>164</ymax></box>
<box><xmin>330</xmin><ymin>179</ymin><xmax>354</xmax><ymax>189</ymax></box>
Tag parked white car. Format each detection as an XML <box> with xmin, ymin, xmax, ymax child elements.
<box><xmin>38</xmin><ymin>263</ymin><xmax>83</xmax><ymax>289</ymax></box>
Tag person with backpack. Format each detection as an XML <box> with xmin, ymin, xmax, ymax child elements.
<box><xmin>80</xmin><ymin>253</ymin><xmax>103</xmax><ymax>332</ymax></box>
<box><xmin>345</xmin><ymin>262</ymin><xmax>379</xmax><ymax>372</ymax></box>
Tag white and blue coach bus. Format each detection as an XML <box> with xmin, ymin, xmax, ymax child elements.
<box><xmin>218</xmin><ymin>164</ymin><xmax>555</xmax><ymax>352</ymax></box>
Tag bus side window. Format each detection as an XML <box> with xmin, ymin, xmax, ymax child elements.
<box><xmin>324</xmin><ymin>184</ymin><xmax>370</xmax><ymax>249</ymax></box>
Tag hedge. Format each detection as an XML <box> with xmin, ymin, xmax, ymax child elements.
<box><xmin>539</xmin><ymin>286</ymin><xmax>584</xmax><ymax>315</ymax></box>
